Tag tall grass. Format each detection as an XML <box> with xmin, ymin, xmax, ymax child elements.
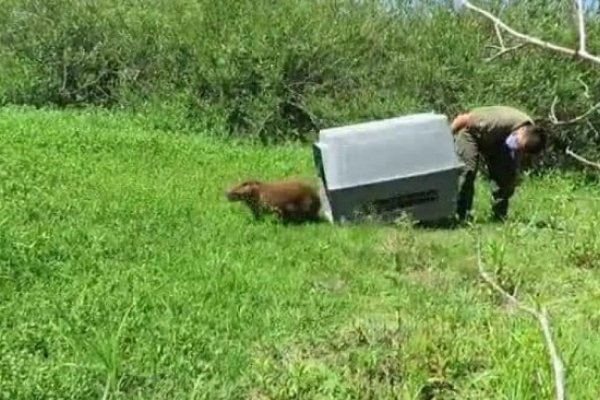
<box><xmin>1</xmin><ymin>106</ymin><xmax>600</xmax><ymax>398</ymax></box>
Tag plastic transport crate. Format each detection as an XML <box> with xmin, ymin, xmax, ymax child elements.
<box><xmin>312</xmin><ymin>112</ymin><xmax>465</xmax><ymax>223</ymax></box>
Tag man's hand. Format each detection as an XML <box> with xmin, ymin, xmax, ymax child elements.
<box><xmin>451</xmin><ymin>112</ymin><xmax>472</xmax><ymax>134</ymax></box>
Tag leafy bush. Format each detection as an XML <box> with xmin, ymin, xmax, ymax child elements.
<box><xmin>1</xmin><ymin>0</ymin><xmax>599</xmax><ymax>167</ymax></box>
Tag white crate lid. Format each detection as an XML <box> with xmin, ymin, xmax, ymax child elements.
<box><xmin>314</xmin><ymin>113</ymin><xmax>462</xmax><ymax>190</ymax></box>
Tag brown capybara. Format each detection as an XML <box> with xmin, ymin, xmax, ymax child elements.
<box><xmin>226</xmin><ymin>179</ymin><xmax>322</xmax><ymax>223</ymax></box>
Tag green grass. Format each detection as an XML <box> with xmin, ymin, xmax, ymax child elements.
<box><xmin>1</xmin><ymin>106</ymin><xmax>600</xmax><ymax>399</ymax></box>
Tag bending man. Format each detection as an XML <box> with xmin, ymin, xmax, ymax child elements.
<box><xmin>451</xmin><ymin>105</ymin><xmax>547</xmax><ymax>222</ymax></box>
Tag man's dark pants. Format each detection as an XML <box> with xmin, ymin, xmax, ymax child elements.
<box><xmin>454</xmin><ymin>129</ymin><xmax>517</xmax><ymax>222</ymax></box>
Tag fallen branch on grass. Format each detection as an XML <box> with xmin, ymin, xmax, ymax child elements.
<box><xmin>549</xmin><ymin>96</ymin><xmax>600</xmax><ymax>125</ymax></box>
<box><xmin>566</xmin><ymin>148</ymin><xmax>600</xmax><ymax>170</ymax></box>
<box><xmin>476</xmin><ymin>238</ymin><xmax>566</xmax><ymax>400</ymax></box>
<box><xmin>548</xmin><ymin>74</ymin><xmax>600</xmax><ymax>125</ymax></box>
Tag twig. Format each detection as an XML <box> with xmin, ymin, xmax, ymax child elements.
<box><xmin>549</xmin><ymin>96</ymin><xmax>600</xmax><ymax>125</ymax></box>
<box><xmin>577</xmin><ymin>75</ymin><xmax>590</xmax><ymax>99</ymax></box>
<box><xmin>485</xmin><ymin>43</ymin><xmax>526</xmax><ymax>62</ymax></box>
<box><xmin>586</xmin><ymin>119</ymin><xmax>599</xmax><ymax>136</ymax></box>
<box><xmin>483</xmin><ymin>23</ymin><xmax>527</xmax><ymax>62</ymax></box>
<box><xmin>494</xmin><ymin>23</ymin><xmax>505</xmax><ymax>49</ymax></box>
<box><xmin>477</xmin><ymin>238</ymin><xmax>566</xmax><ymax>400</ymax></box>
<box><xmin>458</xmin><ymin>0</ymin><xmax>600</xmax><ymax>65</ymax></box>
<box><xmin>566</xmin><ymin>147</ymin><xmax>600</xmax><ymax>170</ymax></box>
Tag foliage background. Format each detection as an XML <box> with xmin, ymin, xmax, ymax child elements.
<box><xmin>1</xmin><ymin>0</ymin><xmax>599</xmax><ymax>168</ymax></box>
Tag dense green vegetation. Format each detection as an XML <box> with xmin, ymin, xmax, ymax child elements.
<box><xmin>1</xmin><ymin>0</ymin><xmax>600</xmax><ymax>166</ymax></box>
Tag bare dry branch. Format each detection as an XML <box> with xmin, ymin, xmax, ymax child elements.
<box><xmin>574</xmin><ymin>0</ymin><xmax>586</xmax><ymax>53</ymax></box>
<box><xmin>459</xmin><ymin>0</ymin><xmax>600</xmax><ymax>65</ymax></box>
<box><xmin>549</xmin><ymin>96</ymin><xmax>600</xmax><ymax>125</ymax></box>
<box><xmin>477</xmin><ymin>238</ymin><xmax>566</xmax><ymax>400</ymax></box>
<box><xmin>566</xmin><ymin>148</ymin><xmax>600</xmax><ymax>170</ymax></box>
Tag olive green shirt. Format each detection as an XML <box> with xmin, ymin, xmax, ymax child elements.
<box><xmin>468</xmin><ymin>106</ymin><xmax>533</xmax><ymax>148</ymax></box>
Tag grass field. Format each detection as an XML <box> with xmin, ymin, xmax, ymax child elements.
<box><xmin>1</xmin><ymin>106</ymin><xmax>600</xmax><ymax>399</ymax></box>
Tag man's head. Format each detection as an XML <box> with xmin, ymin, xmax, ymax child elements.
<box><xmin>514</xmin><ymin>124</ymin><xmax>547</xmax><ymax>154</ymax></box>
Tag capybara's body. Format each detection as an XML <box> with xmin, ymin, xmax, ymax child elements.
<box><xmin>226</xmin><ymin>179</ymin><xmax>321</xmax><ymax>223</ymax></box>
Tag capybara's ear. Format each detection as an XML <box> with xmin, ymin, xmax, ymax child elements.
<box><xmin>240</xmin><ymin>180</ymin><xmax>261</xmax><ymax>192</ymax></box>
<box><xmin>227</xmin><ymin>180</ymin><xmax>260</xmax><ymax>199</ymax></box>
<box><xmin>240</xmin><ymin>179</ymin><xmax>261</xmax><ymax>187</ymax></box>
<box><xmin>244</xmin><ymin>181</ymin><xmax>261</xmax><ymax>196</ymax></box>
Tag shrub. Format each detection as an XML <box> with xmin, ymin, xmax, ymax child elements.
<box><xmin>1</xmin><ymin>0</ymin><xmax>599</xmax><ymax>167</ymax></box>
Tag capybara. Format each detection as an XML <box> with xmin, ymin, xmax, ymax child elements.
<box><xmin>226</xmin><ymin>179</ymin><xmax>322</xmax><ymax>223</ymax></box>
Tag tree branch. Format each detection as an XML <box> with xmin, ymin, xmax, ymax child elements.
<box><xmin>549</xmin><ymin>96</ymin><xmax>600</xmax><ymax>125</ymax></box>
<box><xmin>455</xmin><ymin>1</ymin><xmax>600</xmax><ymax>129</ymax></box>
<box><xmin>477</xmin><ymin>238</ymin><xmax>566</xmax><ymax>400</ymax></box>
<box><xmin>457</xmin><ymin>0</ymin><xmax>600</xmax><ymax>65</ymax></box>
<box><xmin>566</xmin><ymin>147</ymin><xmax>600</xmax><ymax>170</ymax></box>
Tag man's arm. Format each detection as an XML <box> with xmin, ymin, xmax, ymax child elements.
<box><xmin>513</xmin><ymin>151</ymin><xmax>523</xmax><ymax>170</ymax></box>
<box><xmin>512</xmin><ymin>151</ymin><xmax>524</xmax><ymax>186</ymax></box>
<box><xmin>451</xmin><ymin>112</ymin><xmax>472</xmax><ymax>134</ymax></box>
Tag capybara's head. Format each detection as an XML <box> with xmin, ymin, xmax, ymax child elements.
<box><xmin>226</xmin><ymin>180</ymin><xmax>261</xmax><ymax>202</ymax></box>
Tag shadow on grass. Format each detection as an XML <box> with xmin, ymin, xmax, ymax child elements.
<box><xmin>241</xmin><ymin>212</ymin><xmax>330</xmax><ymax>227</ymax></box>
<box><xmin>280</xmin><ymin>216</ymin><xmax>330</xmax><ymax>227</ymax></box>
<box><xmin>414</xmin><ymin>217</ymin><xmax>464</xmax><ymax>231</ymax></box>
